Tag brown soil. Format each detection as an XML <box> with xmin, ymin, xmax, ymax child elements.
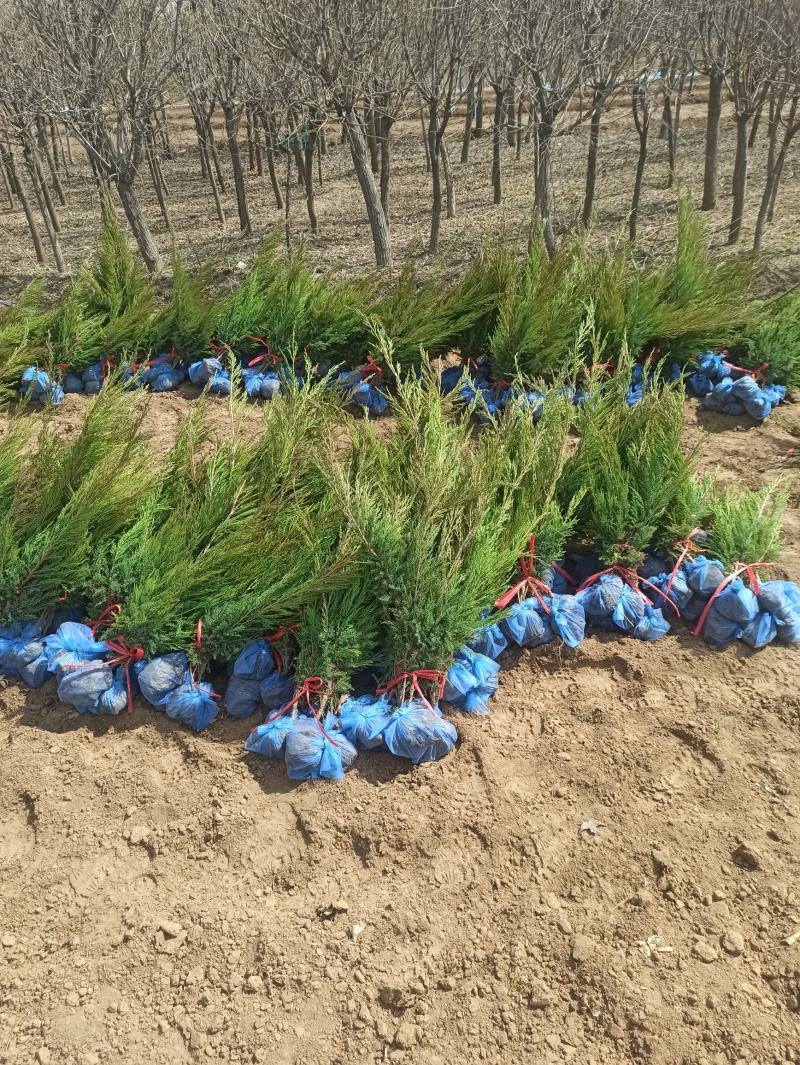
<box><xmin>1</xmin><ymin>392</ymin><xmax>800</xmax><ymax>1065</ymax></box>
<box><xmin>2</xmin><ymin>94</ymin><xmax>800</xmax><ymax>301</ymax></box>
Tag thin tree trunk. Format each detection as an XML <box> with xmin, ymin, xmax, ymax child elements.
<box><xmin>253</xmin><ymin>109</ymin><xmax>264</xmax><ymax>176</ymax></box>
<box><xmin>461</xmin><ymin>71</ymin><xmax>475</xmax><ymax>163</ymax></box>
<box><xmin>30</xmin><ymin>144</ymin><xmax>60</xmax><ymax>233</ymax></box>
<box><xmin>23</xmin><ymin>140</ymin><xmax>64</xmax><ymax>272</ymax></box>
<box><xmin>756</xmin><ymin>97</ymin><xmax>799</xmax><ymax>243</ymax></box>
<box><xmin>365</xmin><ymin>100</ymin><xmax>379</xmax><ymax>175</ymax></box>
<box><xmin>429</xmin><ymin>123</ymin><xmax>442</xmax><ymax>253</ymax></box>
<box><xmin>147</xmin><ymin>132</ymin><xmax>173</xmax><ymax>234</ymax></box>
<box><xmin>115</xmin><ymin>175</ymin><xmax>162</xmax><ymax>273</ymax></box>
<box><xmin>702</xmin><ymin>69</ymin><xmax>724</xmax><ymax>210</ymax></box>
<box><xmin>264</xmin><ymin>113</ymin><xmax>284</xmax><ymax>210</ymax></box>
<box><xmin>379</xmin><ymin>115</ymin><xmax>392</xmax><ymax>222</ymax></box>
<box><xmin>516</xmin><ymin>94</ymin><xmax>524</xmax><ymax>161</ymax></box>
<box><xmin>343</xmin><ymin>108</ymin><xmax>391</xmax><ymax>268</ymax></box>
<box><xmin>582</xmin><ymin>90</ymin><xmax>603</xmax><ymax>226</ymax></box>
<box><xmin>767</xmin><ymin>97</ymin><xmax>798</xmax><ymax>222</ymax></box>
<box><xmin>420</xmin><ymin>102</ymin><xmax>431</xmax><ymax>173</ymax></box>
<box><xmin>36</xmin><ymin>116</ymin><xmax>66</xmax><ymax>206</ymax></box>
<box><xmin>245</xmin><ymin>106</ymin><xmax>256</xmax><ymax>171</ymax></box>
<box><xmin>663</xmin><ymin>93</ymin><xmax>677</xmax><ymax>188</ymax></box>
<box><xmin>748</xmin><ymin>97</ymin><xmax>764</xmax><ymax>149</ymax></box>
<box><xmin>65</xmin><ymin>130</ymin><xmax>75</xmax><ymax>165</ymax></box>
<box><xmin>630</xmin><ymin>121</ymin><xmax>649</xmax><ymax>243</ymax></box>
<box><xmin>201</xmin><ymin>143</ymin><xmax>225</xmax><ymax>227</ymax></box>
<box><xmin>4</xmin><ymin>146</ymin><xmax>43</xmax><ymax>264</ymax></box>
<box><xmin>222</xmin><ymin>102</ymin><xmax>252</xmax><ymax>236</ymax></box>
<box><xmin>728</xmin><ymin>112</ymin><xmax>749</xmax><ymax>246</ymax></box>
<box><xmin>440</xmin><ymin>139</ymin><xmax>455</xmax><ymax>219</ymax></box>
<box><xmin>284</xmin><ymin>152</ymin><xmax>292</xmax><ymax>249</ymax></box>
<box><xmin>302</xmin><ymin>130</ymin><xmax>319</xmax><ymax>235</ymax></box>
<box><xmin>492</xmin><ymin>86</ymin><xmax>505</xmax><ymax>204</ymax></box>
<box><xmin>475</xmin><ymin>78</ymin><xmax>484</xmax><ymax>134</ymax></box>
<box><xmin>534</xmin><ymin>121</ymin><xmax>556</xmax><ymax>259</ymax></box>
<box><xmin>158</xmin><ymin>95</ymin><xmax>173</xmax><ymax>158</ymax></box>
<box><xmin>0</xmin><ymin>152</ymin><xmax>14</xmax><ymax>208</ymax></box>
<box><xmin>288</xmin><ymin>111</ymin><xmax>305</xmax><ymax>188</ymax></box>
<box><xmin>205</xmin><ymin>110</ymin><xmax>227</xmax><ymax>192</ymax></box>
<box><xmin>506</xmin><ymin>80</ymin><xmax>517</xmax><ymax>148</ymax></box>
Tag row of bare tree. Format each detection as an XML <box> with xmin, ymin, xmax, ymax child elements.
<box><xmin>0</xmin><ymin>0</ymin><xmax>798</xmax><ymax>274</ymax></box>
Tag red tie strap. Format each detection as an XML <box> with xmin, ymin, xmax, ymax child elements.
<box><xmin>494</xmin><ymin>536</ymin><xmax>553</xmax><ymax>614</ymax></box>
<box><xmin>692</xmin><ymin>562</ymin><xmax>773</xmax><ymax>637</ymax></box>
<box><xmin>663</xmin><ymin>527</ymin><xmax>704</xmax><ymax>602</ymax></box>
<box><xmin>265</xmin><ymin>626</ymin><xmax>297</xmax><ymax>673</ymax></box>
<box><xmin>258</xmin><ymin>676</ymin><xmax>340</xmax><ymax>746</ymax></box>
<box><xmin>87</xmin><ymin>602</ymin><xmax>122</xmax><ymax>637</ymax></box>
<box><xmin>377</xmin><ymin>668</ymin><xmax>446</xmax><ymax>712</ymax></box>
<box><xmin>578</xmin><ymin>565</ymin><xmax>681</xmax><ymax>618</ymax></box>
<box><xmin>358</xmin><ymin>354</ymin><xmax>384</xmax><ymax>379</ymax></box>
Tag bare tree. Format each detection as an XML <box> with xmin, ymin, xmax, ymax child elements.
<box><xmin>14</xmin><ymin>0</ymin><xmax>182</xmax><ymax>273</ymax></box>
<box><xmin>402</xmin><ymin>0</ymin><xmax>479</xmax><ymax>253</ymax></box>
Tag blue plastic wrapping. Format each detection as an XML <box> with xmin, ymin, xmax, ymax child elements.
<box><xmin>145</xmin><ymin>362</ymin><xmax>185</xmax><ymax>392</ymax></box>
<box><xmin>245</xmin><ymin>712</ymin><xmax>295</xmax><ymax>759</ymax></box>
<box><xmin>158</xmin><ymin>673</ymin><xmax>218</xmax><ymax>731</ymax></box>
<box><xmin>44</xmin><ymin>622</ymin><xmax>107</xmax><ymax>670</ymax></box>
<box><xmin>136</xmin><ymin>652</ymin><xmax>188</xmax><ymax>706</ymax></box>
<box><xmin>612</xmin><ymin>583</ymin><xmax>647</xmax><ymax>632</ymax></box>
<box><xmin>577</xmin><ymin>573</ymin><xmax>625</xmax><ymax>626</ymax></box>
<box><xmin>632</xmin><ymin>605</ymin><xmax>670</xmax><ymax>641</ymax></box>
<box><xmin>94</xmin><ymin>666</ymin><xmax>131</xmax><ymax>715</ymax></box>
<box><xmin>757</xmin><ymin>580</ymin><xmax>800</xmax><ymax>644</ymax></box>
<box><xmin>687</xmin><ymin>371</ymin><xmax>712</xmax><ymax>397</ymax></box>
<box><xmin>646</xmin><ymin>567</ymin><xmax>692</xmax><ymax>616</ymax></box>
<box><xmin>283</xmin><ymin>713</ymin><xmax>358</xmax><ymax>780</ymax></box>
<box><xmin>444</xmin><ymin>647</ymin><xmax>499</xmax><ymax>715</ymax></box>
<box><xmin>188</xmin><ymin>357</ymin><xmax>223</xmax><ymax>385</ymax></box>
<box><xmin>468</xmin><ymin>620</ymin><xmax>508</xmax><ymax>660</ymax></box>
<box><xmin>18</xmin><ymin>654</ymin><xmax>50</xmax><ymax>687</ymax></box>
<box><xmin>243</xmin><ymin>368</ymin><xmax>281</xmax><ymax>400</ymax></box>
<box><xmin>638</xmin><ymin>552</ymin><xmax>669</xmax><ymax>579</ymax></box>
<box><xmin>259</xmin><ymin>671</ymin><xmax>295</xmax><ymax>710</ymax></box>
<box><xmin>542</xmin><ymin>563</ymin><xmax>571</xmax><ymax>595</ymax></box>
<box><xmin>500</xmin><ymin>598</ymin><xmax>552</xmax><ymax>648</ymax></box>
<box><xmin>82</xmin><ymin>363</ymin><xmax>104</xmax><ymax>395</ymax></box>
<box><xmin>224</xmin><ymin>675</ymin><xmax>262</xmax><ymax>717</ymax></box>
<box><xmin>548</xmin><ymin>594</ymin><xmax>586</xmax><ymax>647</ymax></box>
<box><xmin>740</xmin><ymin>611</ymin><xmax>778</xmax><ymax>649</ymax></box>
<box><xmin>440</xmin><ymin>366</ymin><xmax>465</xmax><ymax>394</ymax></box>
<box><xmin>383</xmin><ymin>700</ymin><xmax>458</xmax><ymax>764</ymax></box>
<box><xmin>0</xmin><ymin>619</ymin><xmax>45</xmax><ymax>673</ymax></box>
<box><xmin>20</xmin><ymin>367</ymin><xmax>63</xmax><ymax>405</ymax></box>
<box><xmin>707</xmin><ymin>579</ymin><xmax>758</xmax><ymax>625</ymax></box>
<box><xmin>62</xmin><ymin>371</ymin><xmax>85</xmax><ymax>393</ymax></box>
<box><xmin>684</xmin><ymin>557</ymin><xmax>726</xmax><ymax>598</ymax></box>
<box><xmin>232</xmin><ymin>639</ymin><xmax>275</xmax><ymax>680</ymax></box>
<box><xmin>339</xmin><ymin>694</ymin><xmax>393</xmax><ymax>749</ymax></box>
<box><xmin>57</xmin><ymin>660</ymin><xmax>115</xmax><ymax>711</ymax></box>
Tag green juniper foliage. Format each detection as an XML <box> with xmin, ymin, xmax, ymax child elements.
<box><xmin>703</xmin><ymin>483</ymin><xmax>787</xmax><ymax>569</ymax></box>
<box><xmin>735</xmin><ymin>286</ymin><xmax>800</xmax><ymax>393</ymax></box>
<box><xmin>326</xmin><ymin>331</ymin><xmax>572</xmax><ymax>699</ymax></box>
<box><xmin>558</xmin><ymin>357</ymin><xmax>695</xmax><ymax>570</ymax></box>
<box><xmin>0</xmin><ymin>387</ymin><xmax>153</xmax><ymax>625</ymax></box>
<box><xmin>147</xmin><ymin>249</ymin><xmax>219</xmax><ymax>361</ymax></box>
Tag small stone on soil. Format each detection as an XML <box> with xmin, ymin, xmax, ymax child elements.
<box><xmin>721</xmin><ymin>930</ymin><xmax>745</xmax><ymax>956</ymax></box>
<box><xmin>693</xmin><ymin>939</ymin><xmax>719</xmax><ymax>963</ymax></box>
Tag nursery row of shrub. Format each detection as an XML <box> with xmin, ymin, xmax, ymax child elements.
<box><xmin>2</xmin><ymin>201</ymin><xmax>799</xmax><ymax>410</ymax></box>
<box><xmin>0</xmin><ymin>370</ymin><xmax>796</xmax><ymax>779</ymax></box>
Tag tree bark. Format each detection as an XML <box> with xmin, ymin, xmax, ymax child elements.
<box><xmin>115</xmin><ymin>175</ymin><xmax>162</xmax><ymax>273</ymax></box>
<box><xmin>702</xmin><ymin>69</ymin><xmax>724</xmax><ymax>210</ymax></box>
<box><xmin>201</xmin><ymin>143</ymin><xmax>226</xmax><ymax>227</ymax></box>
<box><xmin>461</xmin><ymin>71</ymin><xmax>475</xmax><ymax>163</ymax></box>
<box><xmin>506</xmin><ymin>79</ymin><xmax>517</xmax><ymax>148</ymax></box>
<box><xmin>4</xmin><ymin>146</ymin><xmax>44</xmax><ymax>264</ymax></box>
<box><xmin>428</xmin><ymin>109</ymin><xmax>443</xmax><ymax>253</ymax></box>
<box><xmin>475</xmin><ymin>77</ymin><xmax>484</xmax><ymax>134</ymax></box>
<box><xmin>582</xmin><ymin>91</ymin><xmax>603</xmax><ymax>226</ymax></box>
<box><xmin>516</xmin><ymin>94</ymin><xmax>524</xmax><ymax>161</ymax></box>
<box><xmin>365</xmin><ymin>100</ymin><xmax>379</xmax><ymax>175</ymax></box>
<box><xmin>534</xmin><ymin>121</ymin><xmax>556</xmax><ymax>259</ymax></box>
<box><xmin>728</xmin><ymin>112</ymin><xmax>749</xmax><ymax>246</ymax></box>
<box><xmin>245</xmin><ymin>106</ymin><xmax>256</xmax><ymax>171</ymax></box>
<box><xmin>755</xmin><ymin>97</ymin><xmax>799</xmax><ymax>245</ymax></box>
<box><xmin>440</xmin><ymin>140</ymin><xmax>455</xmax><ymax>219</ymax></box>
<box><xmin>222</xmin><ymin>101</ymin><xmax>252</xmax><ymax>236</ymax></box>
<box><xmin>302</xmin><ymin>130</ymin><xmax>319</xmax><ymax>235</ymax></box>
<box><xmin>264</xmin><ymin>113</ymin><xmax>284</xmax><ymax>210</ymax></box>
<box><xmin>36</xmin><ymin>116</ymin><xmax>66</xmax><ymax>207</ymax></box>
<box><xmin>630</xmin><ymin>122</ymin><xmax>649</xmax><ymax>243</ymax></box>
<box><xmin>420</xmin><ymin>102</ymin><xmax>431</xmax><ymax>173</ymax></box>
<box><xmin>147</xmin><ymin>131</ymin><xmax>173</xmax><ymax>234</ymax></box>
<box><xmin>492</xmin><ymin>86</ymin><xmax>505</xmax><ymax>204</ymax></box>
<box><xmin>28</xmin><ymin>143</ymin><xmax>60</xmax><ymax>233</ymax></box>
<box><xmin>379</xmin><ymin>114</ymin><xmax>392</xmax><ymax>223</ymax></box>
<box><xmin>0</xmin><ymin>150</ymin><xmax>14</xmax><ymax>208</ymax></box>
<box><xmin>23</xmin><ymin>140</ymin><xmax>64</xmax><ymax>272</ymax></box>
<box><xmin>342</xmin><ymin>109</ymin><xmax>391</xmax><ymax>268</ymax></box>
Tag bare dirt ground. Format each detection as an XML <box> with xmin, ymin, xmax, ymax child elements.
<box><xmin>1</xmin><ymin>390</ymin><xmax>800</xmax><ymax>1065</ymax></box>
<box><xmin>1</xmin><ymin>91</ymin><xmax>799</xmax><ymax>300</ymax></box>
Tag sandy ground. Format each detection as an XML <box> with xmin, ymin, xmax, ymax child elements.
<box><xmin>0</xmin><ymin>93</ymin><xmax>799</xmax><ymax>301</ymax></box>
<box><xmin>1</xmin><ymin>390</ymin><xmax>800</xmax><ymax>1065</ymax></box>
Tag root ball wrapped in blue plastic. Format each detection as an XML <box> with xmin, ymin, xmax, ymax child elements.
<box><xmin>758</xmin><ymin>581</ymin><xmax>800</xmax><ymax>644</ymax></box>
<box><xmin>444</xmin><ymin>648</ymin><xmax>499</xmax><ymax>715</ymax></box>
<box><xmin>224</xmin><ymin>639</ymin><xmax>277</xmax><ymax>717</ymax></box>
<box><xmin>284</xmin><ymin>713</ymin><xmax>358</xmax><ymax>781</ymax></box>
<box><xmin>382</xmin><ymin>700</ymin><xmax>458</xmax><ymax>764</ymax></box>
<box><xmin>136</xmin><ymin>652</ymin><xmax>189</xmax><ymax>706</ymax></box>
<box><xmin>245</xmin><ymin>712</ymin><xmax>295</xmax><ymax>759</ymax></box>
<box><xmin>468</xmin><ymin>619</ymin><xmax>508</xmax><ymax>660</ymax></box>
<box><xmin>158</xmin><ymin>673</ymin><xmax>219</xmax><ymax>731</ymax></box>
<box><xmin>20</xmin><ymin>367</ymin><xmax>64</xmax><ymax>406</ymax></box>
<box><xmin>339</xmin><ymin>694</ymin><xmax>393</xmax><ymax>749</ymax></box>
<box><xmin>0</xmin><ymin>620</ymin><xmax>50</xmax><ymax>686</ymax></box>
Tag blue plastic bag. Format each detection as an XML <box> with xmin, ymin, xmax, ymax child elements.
<box><xmin>136</xmin><ymin>652</ymin><xmax>188</xmax><ymax>706</ymax></box>
<box><xmin>62</xmin><ymin>372</ymin><xmax>85</xmax><ymax>393</ymax></box>
<box><xmin>224</xmin><ymin>675</ymin><xmax>262</xmax><ymax>717</ymax></box>
<box><xmin>612</xmin><ymin>583</ymin><xmax>647</xmax><ymax>632</ymax></box>
<box><xmin>44</xmin><ymin>622</ymin><xmax>107</xmax><ymax>667</ymax></box>
<box><xmin>188</xmin><ymin>357</ymin><xmax>223</xmax><ymax>385</ymax></box>
<box><xmin>441</xmin><ymin>366</ymin><xmax>465</xmax><ymax>394</ymax></box>
<box><xmin>0</xmin><ymin>620</ymin><xmax>45</xmax><ymax>673</ymax></box>
<box><xmin>245</xmin><ymin>712</ymin><xmax>295</xmax><ymax>759</ymax></box>
<box><xmin>500</xmin><ymin>598</ymin><xmax>552</xmax><ymax>648</ymax></box>
<box><xmin>232</xmin><ymin>639</ymin><xmax>275</xmax><ymax>680</ymax></box>
<box><xmin>243</xmin><ymin>368</ymin><xmax>281</xmax><ymax>400</ymax></box>
<box><xmin>646</xmin><ymin>568</ymin><xmax>692</xmax><ymax>616</ymax></box>
<box><xmin>57</xmin><ymin>660</ymin><xmax>115</xmax><ymax>711</ymax></box>
<box><xmin>283</xmin><ymin>713</ymin><xmax>358</xmax><ymax>780</ymax></box>
<box><xmin>548</xmin><ymin>594</ymin><xmax>586</xmax><ymax>647</ymax></box>
<box><xmin>740</xmin><ymin>611</ymin><xmax>777</xmax><ymax>649</ymax></box>
<box><xmin>444</xmin><ymin>647</ymin><xmax>499</xmax><ymax>715</ymax></box>
<box><xmin>383</xmin><ymin>700</ymin><xmax>458</xmax><ymax>764</ymax></box>
<box><xmin>468</xmin><ymin>620</ymin><xmax>508</xmax><ymax>660</ymax></box>
<box><xmin>757</xmin><ymin>580</ymin><xmax>800</xmax><ymax>644</ymax></box>
<box><xmin>577</xmin><ymin>573</ymin><xmax>625</xmax><ymax>627</ymax></box>
<box><xmin>146</xmin><ymin>362</ymin><xmax>185</xmax><ymax>392</ymax></box>
<box><xmin>632</xmin><ymin>605</ymin><xmax>671</xmax><ymax>641</ymax></box>
<box><xmin>339</xmin><ymin>694</ymin><xmax>392</xmax><ymax>749</ymax></box>
<box><xmin>95</xmin><ymin>666</ymin><xmax>131</xmax><ymax>715</ymax></box>
<box><xmin>684</xmin><ymin>557</ymin><xmax>726</xmax><ymax>598</ymax></box>
<box><xmin>82</xmin><ymin>363</ymin><xmax>104</xmax><ymax>395</ymax></box>
<box><xmin>259</xmin><ymin>671</ymin><xmax>295</xmax><ymax>710</ymax></box>
<box><xmin>158</xmin><ymin>673</ymin><xmax>218</xmax><ymax>731</ymax></box>
<box><xmin>20</xmin><ymin>367</ymin><xmax>63</xmax><ymax>405</ymax></box>
<box><xmin>731</xmin><ymin>375</ymin><xmax>771</xmax><ymax>421</ymax></box>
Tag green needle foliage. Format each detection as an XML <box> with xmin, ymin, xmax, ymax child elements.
<box><xmin>326</xmin><ymin>330</ymin><xmax>573</xmax><ymax>694</ymax></box>
<box><xmin>0</xmin><ymin>387</ymin><xmax>154</xmax><ymax>625</ymax></box>
<box><xmin>0</xmin><ymin>281</ymin><xmax>46</xmax><ymax>402</ymax></box>
<box><xmin>101</xmin><ymin>380</ymin><xmax>350</xmax><ymax>662</ymax></box>
<box><xmin>735</xmin><ymin>286</ymin><xmax>800</xmax><ymax>393</ymax></box>
<box><xmin>703</xmin><ymin>482</ymin><xmax>787</xmax><ymax>568</ymax></box>
<box><xmin>147</xmin><ymin>250</ymin><xmax>219</xmax><ymax>361</ymax></box>
<box><xmin>558</xmin><ymin>358</ymin><xmax>696</xmax><ymax>569</ymax></box>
